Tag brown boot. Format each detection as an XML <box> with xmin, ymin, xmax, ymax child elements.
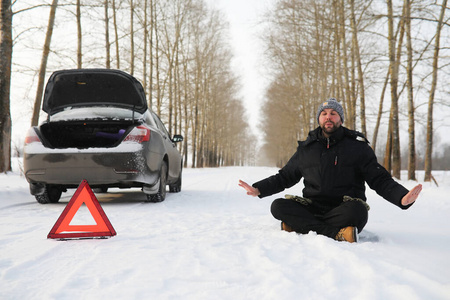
<box><xmin>335</xmin><ymin>226</ymin><xmax>358</xmax><ymax>243</ymax></box>
<box><xmin>281</xmin><ymin>222</ymin><xmax>294</xmax><ymax>232</ymax></box>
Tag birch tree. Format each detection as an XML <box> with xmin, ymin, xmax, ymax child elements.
<box><xmin>386</xmin><ymin>0</ymin><xmax>402</xmax><ymax>179</ymax></box>
<box><xmin>405</xmin><ymin>0</ymin><xmax>416</xmax><ymax>180</ymax></box>
<box><xmin>424</xmin><ymin>0</ymin><xmax>447</xmax><ymax>182</ymax></box>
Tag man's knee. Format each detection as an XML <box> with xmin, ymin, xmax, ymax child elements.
<box><xmin>270</xmin><ymin>198</ymin><xmax>289</xmax><ymax>220</ymax></box>
<box><xmin>343</xmin><ymin>199</ymin><xmax>368</xmax><ymax>213</ymax></box>
<box><xmin>325</xmin><ymin>200</ymin><xmax>368</xmax><ymax>232</ymax></box>
<box><xmin>341</xmin><ymin>200</ymin><xmax>368</xmax><ymax>231</ymax></box>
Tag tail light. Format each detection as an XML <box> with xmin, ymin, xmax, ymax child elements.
<box><xmin>123</xmin><ymin>125</ymin><xmax>151</xmax><ymax>143</ymax></box>
<box><xmin>24</xmin><ymin>128</ymin><xmax>42</xmax><ymax>145</ymax></box>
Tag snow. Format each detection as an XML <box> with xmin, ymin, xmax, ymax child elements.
<box><xmin>24</xmin><ymin>141</ymin><xmax>143</xmax><ymax>154</ymax></box>
<box><xmin>50</xmin><ymin>107</ymin><xmax>142</xmax><ymax>121</ymax></box>
<box><xmin>1</xmin><ymin>159</ymin><xmax>450</xmax><ymax>300</ymax></box>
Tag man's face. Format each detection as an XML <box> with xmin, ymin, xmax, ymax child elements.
<box><xmin>319</xmin><ymin>108</ymin><xmax>342</xmax><ymax>136</ymax></box>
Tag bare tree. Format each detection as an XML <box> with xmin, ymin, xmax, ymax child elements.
<box><xmin>424</xmin><ymin>0</ymin><xmax>447</xmax><ymax>182</ymax></box>
<box><xmin>142</xmin><ymin>0</ymin><xmax>148</xmax><ymax>91</ymax></box>
<box><xmin>404</xmin><ymin>0</ymin><xmax>416</xmax><ymax>180</ymax></box>
<box><xmin>148</xmin><ymin>0</ymin><xmax>154</xmax><ymax>107</ymax></box>
<box><xmin>371</xmin><ymin>70</ymin><xmax>389</xmax><ymax>151</ymax></box>
<box><xmin>30</xmin><ymin>0</ymin><xmax>58</xmax><ymax>127</ymax></box>
<box><xmin>112</xmin><ymin>0</ymin><xmax>120</xmax><ymax>68</ymax></box>
<box><xmin>76</xmin><ymin>0</ymin><xmax>82</xmax><ymax>68</ymax></box>
<box><xmin>336</xmin><ymin>0</ymin><xmax>355</xmax><ymax>129</ymax></box>
<box><xmin>0</xmin><ymin>0</ymin><xmax>12</xmax><ymax>173</ymax></box>
<box><xmin>386</xmin><ymin>0</ymin><xmax>402</xmax><ymax>179</ymax></box>
<box><xmin>129</xmin><ymin>0</ymin><xmax>134</xmax><ymax>74</ymax></box>
<box><xmin>104</xmin><ymin>0</ymin><xmax>110</xmax><ymax>69</ymax></box>
<box><xmin>349</xmin><ymin>0</ymin><xmax>367</xmax><ymax>137</ymax></box>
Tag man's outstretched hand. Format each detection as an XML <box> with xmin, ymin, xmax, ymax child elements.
<box><xmin>239</xmin><ymin>181</ymin><xmax>422</xmax><ymax>205</ymax></box>
<box><xmin>401</xmin><ymin>184</ymin><xmax>422</xmax><ymax>206</ymax></box>
<box><xmin>238</xmin><ymin>180</ymin><xmax>260</xmax><ymax>197</ymax></box>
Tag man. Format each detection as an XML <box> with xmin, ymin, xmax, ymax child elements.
<box><xmin>239</xmin><ymin>98</ymin><xmax>422</xmax><ymax>243</ymax></box>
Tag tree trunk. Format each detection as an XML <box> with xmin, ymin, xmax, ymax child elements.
<box><xmin>148</xmin><ymin>0</ymin><xmax>154</xmax><ymax>109</ymax></box>
<box><xmin>384</xmin><ymin>113</ymin><xmax>392</xmax><ymax>172</ymax></box>
<box><xmin>349</xmin><ymin>0</ymin><xmax>366</xmax><ymax>137</ymax></box>
<box><xmin>337</xmin><ymin>0</ymin><xmax>354</xmax><ymax>129</ymax></box>
<box><xmin>112</xmin><ymin>0</ymin><xmax>120</xmax><ymax>69</ymax></box>
<box><xmin>154</xmin><ymin>2</ymin><xmax>161</xmax><ymax>115</ymax></box>
<box><xmin>183</xmin><ymin>59</ymin><xmax>189</xmax><ymax>168</ymax></box>
<box><xmin>424</xmin><ymin>0</ymin><xmax>447</xmax><ymax>181</ymax></box>
<box><xmin>386</xmin><ymin>0</ymin><xmax>402</xmax><ymax>179</ymax></box>
<box><xmin>31</xmin><ymin>0</ymin><xmax>58</xmax><ymax>127</ymax></box>
<box><xmin>142</xmin><ymin>0</ymin><xmax>148</xmax><ymax>92</ymax></box>
<box><xmin>76</xmin><ymin>0</ymin><xmax>82</xmax><ymax>68</ymax></box>
<box><xmin>129</xmin><ymin>0</ymin><xmax>134</xmax><ymax>75</ymax></box>
<box><xmin>371</xmin><ymin>70</ymin><xmax>389</xmax><ymax>151</ymax></box>
<box><xmin>0</xmin><ymin>0</ymin><xmax>13</xmax><ymax>173</ymax></box>
<box><xmin>405</xmin><ymin>0</ymin><xmax>416</xmax><ymax>181</ymax></box>
<box><xmin>333</xmin><ymin>1</ymin><xmax>345</xmax><ymax>114</ymax></box>
<box><xmin>104</xmin><ymin>0</ymin><xmax>110</xmax><ymax>69</ymax></box>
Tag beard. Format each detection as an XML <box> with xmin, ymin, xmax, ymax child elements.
<box><xmin>320</xmin><ymin>120</ymin><xmax>341</xmax><ymax>135</ymax></box>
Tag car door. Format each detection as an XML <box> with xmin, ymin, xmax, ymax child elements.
<box><xmin>151</xmin><ymin>113</ymin><xmax>182</xmax><ymax>179</ymax></box>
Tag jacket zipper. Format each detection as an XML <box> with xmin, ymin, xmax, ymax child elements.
<box><xmin>326</xmin><ymin>137</ymin><xmax>337</xmax><ymax>165</ymax></box>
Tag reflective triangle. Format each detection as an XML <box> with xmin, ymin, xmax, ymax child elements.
<box><xmin>47</xmin><ymin>180</ymin><xmax>116</xmax><ymax>239</ymax></box>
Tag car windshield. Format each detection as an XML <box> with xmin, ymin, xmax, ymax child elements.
<box><xmin>49</xmin><ymin>107</ymin><xmax>144</xmax><ymax>122</ymax></box>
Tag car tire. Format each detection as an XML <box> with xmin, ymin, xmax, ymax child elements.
<box><xmin>35</xmin><ymin>185</ymin><xmax>62</xmax><ymax>204</ymax></box>
<box><xmin>169</xmin><ymin>165</ymin><xmax>182</xmax><ymax>193</ymax></box>
<box><xmin>93</xmin><ymin>187</ymin><xmax>108</xmax><ymax>193</ymax></box>
<box><xmin>146</xmin><ymin>161</ymin><xmax>167</xmax><ymax>202</ymax></box>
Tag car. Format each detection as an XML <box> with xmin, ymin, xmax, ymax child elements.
<box><xmin>23</xmin><ymin>68</ymin><xmax>183</xmax><ymax>204</ymax></box>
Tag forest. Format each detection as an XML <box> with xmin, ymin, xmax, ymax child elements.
<box><xmin>0</xmin><ymin>0</ymin><xmax>449</xmax><ymax>182</ymax></box>
<box><xmin>260</xmin><ymin>0</ymin><xmax>449</xmax><ymax>181</ymax></box>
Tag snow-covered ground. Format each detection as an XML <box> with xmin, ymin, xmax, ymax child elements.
<box><xmin>1</xmin><ymin>159</ymin><xmax>449</xmax><ymax>300</ymax></box>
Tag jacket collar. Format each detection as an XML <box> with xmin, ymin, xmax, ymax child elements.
<box><xmin>303</xmin><ymin>126</ymin><xmax>369</xmax><ymax>147</ymax></box>
<box><xmin>304</xmin><ymin>126</ymin><xmax>345</xmax><ymax>146</ymax></box>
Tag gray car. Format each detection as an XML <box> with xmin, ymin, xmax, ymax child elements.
<box><xmin>23</xmin><ymin>69</ymin><xmax>183</xmax><ymax>204</ymax></box>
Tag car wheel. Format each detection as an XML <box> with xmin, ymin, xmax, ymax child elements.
<box><xmin>35</xmin><ymin>185</ymin><xmax>62</xmax><ymax>204</ymax></box>
<box><xmin>146</xmin><ymin>161</ymin><xmax>167</xmax><ymax>202</ymax></box>
<box><xmin>93</xmin><ymin>187</ymin><xmax>108</xmax><ymax>193</ymax></box>
<box><xmin>169</xmin><ymin>165</ymin><xmax>182</xmax><ymax>193</ymax></box>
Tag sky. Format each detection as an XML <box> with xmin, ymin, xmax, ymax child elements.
<box><xmin>204</xmin><ymin>0</ymin><xmax>275</xmax><ymax>139</ymax></box>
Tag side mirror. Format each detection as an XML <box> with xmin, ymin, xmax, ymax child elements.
<box><xmin>172</xmin><ymin>134</ymin><xmax>183</xmax><ymax>143</ymax></box>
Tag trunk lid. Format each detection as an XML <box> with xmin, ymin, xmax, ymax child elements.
<box><xmin>43</xmin><ymin>69</ymin><xmax>147</xmax><ymax>115</ymax></box>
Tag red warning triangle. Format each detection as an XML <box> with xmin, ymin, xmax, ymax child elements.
<box><xmin>48</xmin><ymin>180</ymin><xmax>116</xmax><ymax>239</ymax></box>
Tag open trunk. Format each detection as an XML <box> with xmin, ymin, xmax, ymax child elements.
<box><xmin>39</xmin><ymin>120</ymin><xmax>136</xmax><ymax>149</ymax></box>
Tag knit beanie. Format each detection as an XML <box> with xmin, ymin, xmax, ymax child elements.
<box><xmin>316</xmin><ymin>98</ymin><xmax>344</xmax><ymax>124</ymax></box>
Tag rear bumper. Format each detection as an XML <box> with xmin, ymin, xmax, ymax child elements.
<box><xmin>24</xmin><ymin>144</ymin><xmax>160</xmax><ymax>188</ymax></box>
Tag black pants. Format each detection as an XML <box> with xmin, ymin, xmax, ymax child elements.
<box><xmin>271</xmin><ymin>198</ymin><xmax>368</xmax><ymax>239</ymax></box>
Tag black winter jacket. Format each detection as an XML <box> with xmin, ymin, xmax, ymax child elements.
<box><xmin>253</xmin><ymin>126</ymin><xmax>411</xmax><ymax>210</ymax></box>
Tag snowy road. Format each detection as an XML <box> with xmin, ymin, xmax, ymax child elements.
<box><xmin>1</xmin><ymin>163</ymin><xmax>449</xmax><ymax>299</ymax></box>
